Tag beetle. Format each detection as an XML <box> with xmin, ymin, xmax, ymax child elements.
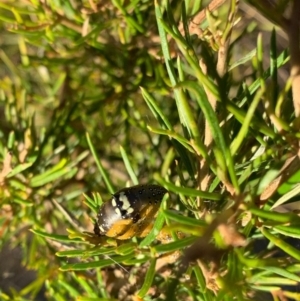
<box><xmin>94</xmin><ymin>184</ymin><xmax>167</xmax><ymax>240</ymax></box>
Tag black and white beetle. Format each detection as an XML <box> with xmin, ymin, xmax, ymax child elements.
<box><xmin>94</xmin><ymin>184</ymin><xmax>167</xmax><ymax>240</ymax></box>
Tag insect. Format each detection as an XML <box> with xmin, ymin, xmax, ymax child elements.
<box><xmin>94</xmin><ymin>184</ymin><xmax>167</xmax><ymax>240</ymax></box>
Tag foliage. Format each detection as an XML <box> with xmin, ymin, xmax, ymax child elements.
<box><xmin>1</xmin><ymin>0</ymin><xmax>300</xmax><ymax>300</ymax></box>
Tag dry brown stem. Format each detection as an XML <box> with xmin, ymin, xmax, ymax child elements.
<box><xmin>288</xmin><ymin>1</ymin><xmax>300</xmax><ymax>122</ymax></box>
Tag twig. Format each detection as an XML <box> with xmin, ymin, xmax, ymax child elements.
<box><xmin>0</xmin><ymin>150</ymin><xmax>12</xmax><ymax>185</ymax></box>
<box><xmin>178</xmin><ymin>0</ymin><xmax>226</xmax><ymax>36</ymax></box>
<box><xmin>288</xmin><ymin>1</ymin><xmax>300</xmax><ymax>122</ymax></box>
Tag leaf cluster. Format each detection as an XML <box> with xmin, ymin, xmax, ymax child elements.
<box><xmin>0</xmin><ymin>0</ymin><xmax>300</xmax><ymax>301</ymax></box>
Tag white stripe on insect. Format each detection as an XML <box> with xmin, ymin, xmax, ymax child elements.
<box><xmin>115</xmin><ymin>207</ymin><xmax>122</xmax><ymax>216</ymax></box>
<box><xmin>119</xmin><ymin>192</ymin><xmax>131</xmax><ymax>210</ymax></box>
<box><xmin>112</xmin><ymin>197</ymin><xmax>117</xmax><ymax>207</ymax></box>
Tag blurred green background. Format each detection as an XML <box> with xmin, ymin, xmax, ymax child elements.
<box><xmin>1</xmin><ymin>0</ymin><xmax>300</xmax><ymax>300</ymax></box>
